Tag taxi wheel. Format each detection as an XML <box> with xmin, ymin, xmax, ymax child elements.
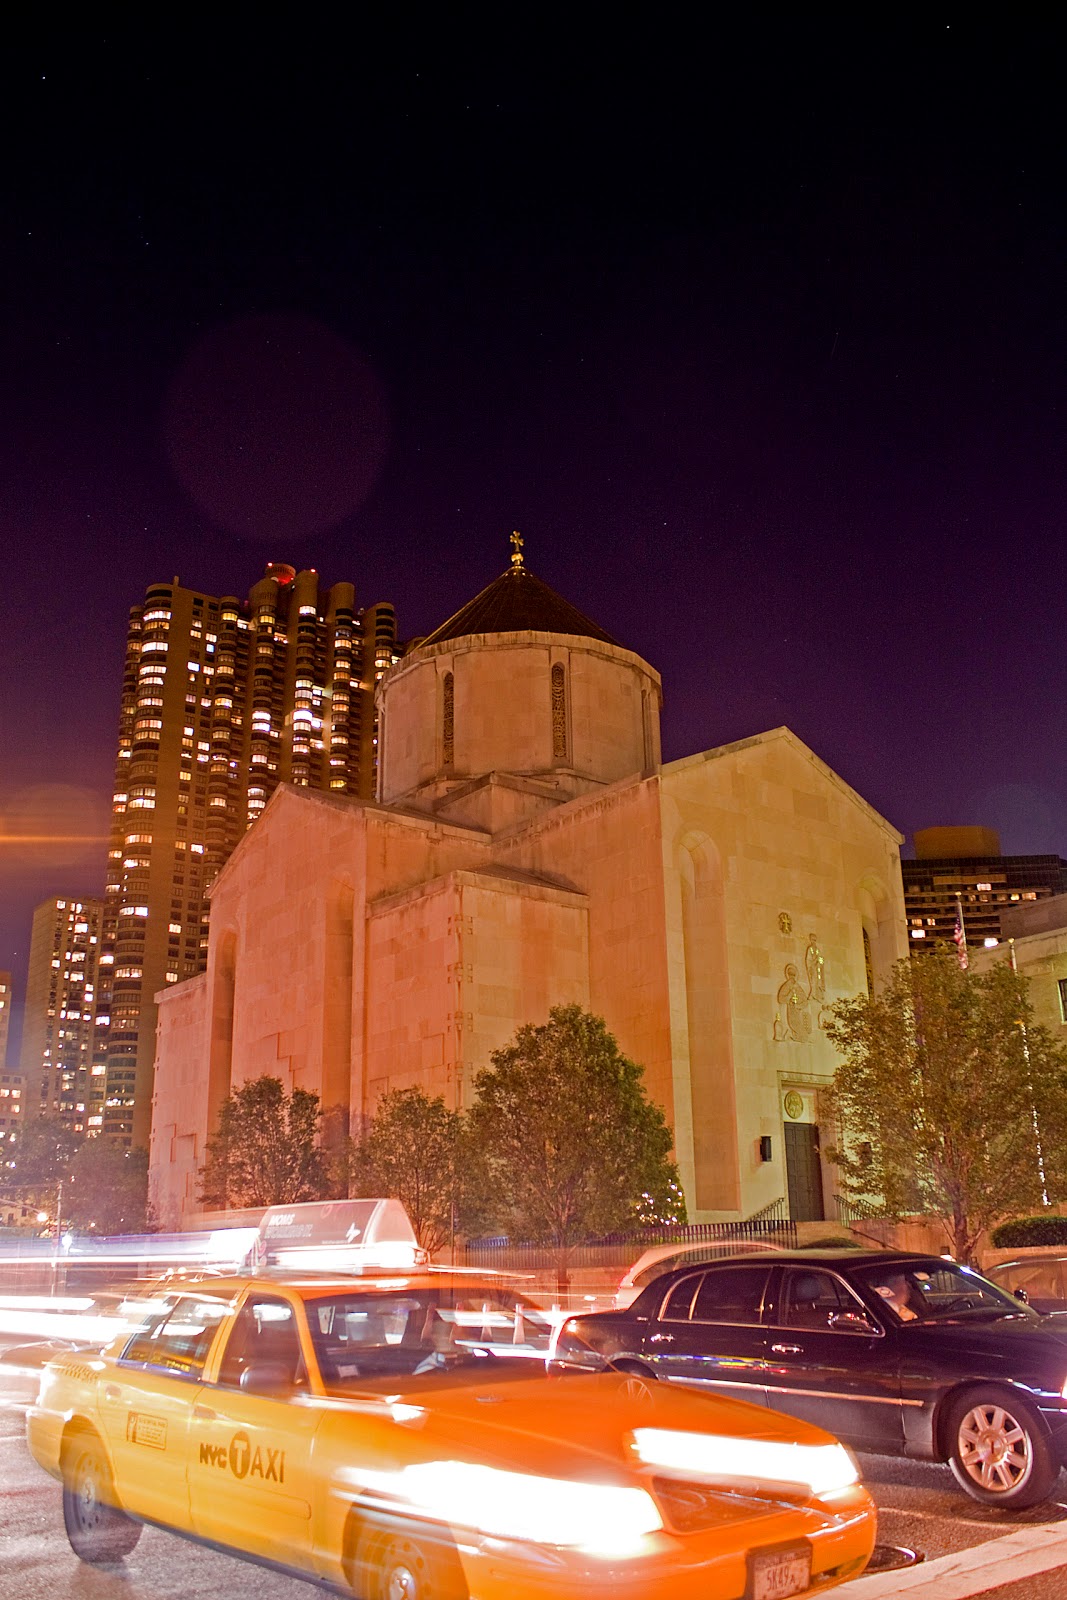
<box><xmin>61</xmin><ymin>1431</ymin><xmax>143</xmax><ymax>1564</ymax></box>
<box><xmin>946</xmin><ymin>1389</ymin><xmax>1060</xmax><ymax>1508</ymax></box>
<box><xmin>353</xmin><ymin>1515</ymin><xmax>468</xmax><ymax>1600</ymax></box>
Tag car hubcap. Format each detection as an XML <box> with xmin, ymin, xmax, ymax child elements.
<box><xmin>958</xmin><ymin>1404</ymin><xmax>1031</xmax><ymax>1492</ymax></box>
<box><xmin>385</xmin><ymin>1561</ymin><xmax>417</xmax><ymax>1600</ymax></box>
<box><xmin>77</xmin><ymin>1460</ymin><xmax>101</xmax><ymax>1528</ymax></box>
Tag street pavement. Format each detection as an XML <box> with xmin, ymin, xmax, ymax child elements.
<box><xmin>5</xmin><ymin>1356</ymin><xmax>1067</xmax><ymax>1599</ymax></box>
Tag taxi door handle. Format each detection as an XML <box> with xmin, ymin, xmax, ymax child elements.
<box><xmin>104</xmin><ymin>1385</ymin><xmax>121</xmax><ymax>1401</ymax></box>
<box><xmin>193</xmin><ymin>1404</ymin><xmax>217</xmax><ymax>1421</ymax></box>
<box><xmin>771</xmin><ymin>1343</ymin><xmax>801</xmax><ymax>1355</ymax></box>
<box><xmin>648</xmin><ymin>1333</ymin><xmax>674</xmax><ymax>1344</ymax></box>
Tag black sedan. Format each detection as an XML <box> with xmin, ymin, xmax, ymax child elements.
<box><xmin>555</xmin><ymin>1249</ymin><xmax>1067</xmax><ymax>1509</ymax></box>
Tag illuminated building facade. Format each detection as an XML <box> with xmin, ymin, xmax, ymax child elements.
<box><xmin>902</xmin><ymin>826</ymin><xmax>1067</xmax><ymax>955</ymax></box>
<box><xmin>0</xmin><ymin>970</ymin><xmax>20</xmax><ymax>1157</ymax></box>
<box><xmin>102</xmin><ymin>564</ymin><xmax>400</xmax><ymax>1148</ymax></box>
<box><xmin>17</xmin><ymin>899</ymin><xmax>108</xmax><ymax>1133</ymax></box>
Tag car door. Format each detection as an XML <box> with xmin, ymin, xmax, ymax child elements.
<box><xmin>188</xmin><ymin>1289</ymin><xmax>324</xmax><ymax>1570</ymax></box>
<box><xmin>639</xmin><ymin>1263</ymin><xmax>772</xmax><ymax>1404</ymax></box>
<box><xmin>762</xmin><ymin>1266</ymin><xmax>903</xmax><ymax>1453</ymax></box>
<box><xmin>98</xmin><ymin>1291</ymin><xmax>232</xmax><ymax>1528</ymax></box>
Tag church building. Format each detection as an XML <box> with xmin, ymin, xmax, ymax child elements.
<box><xmin>149</xmin><ymin>541</ymin><xmax>908</xmax><ymax>1229</ymax></box>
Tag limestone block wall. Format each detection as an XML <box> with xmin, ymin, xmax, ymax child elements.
<box><xmin>363</xmin><ymin>869</ymin><xmax>589</xmax><ymax>1113</ymax></box>
<box><xmin>494</xmin><ymin>777</ymin><xmax>676</xmax><ymax>1130</ymax></box>
<box><xmin>377</xmin><ymin>633</ymin><xmax>661</xmax><ymax>803</ymax></box>
<box><xmin>149</xmin><ymin>972</ymin><xmax>210</xmax><ymax>1230</ymax></box>
<box><xmin>660</xmin><ymin>728</ymin><xmax>907</xmax><ymax>1222</ymax></box>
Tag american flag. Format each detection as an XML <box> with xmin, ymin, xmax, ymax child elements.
<box><xmin>953</xmin><ymin>895</ymin><xmax>969</xmax><ymax>970</ymax></box>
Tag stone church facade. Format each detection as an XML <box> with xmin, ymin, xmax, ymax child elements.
<box><xmin>149</xmin><ymin>552</ymin><xmax>908</xmax><ymax>1228</ymax></box>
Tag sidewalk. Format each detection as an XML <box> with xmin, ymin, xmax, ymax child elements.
<box><xmin>837</xmin><ymin>1520</ymin><xmax>1067</xmax><ymax>1597</ymax></box>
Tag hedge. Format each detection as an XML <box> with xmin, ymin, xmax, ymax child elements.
<box><xmin>991</xmin><ymin>1216</ymin><xmax>1067</xmax><ymax>1248</ymax></box>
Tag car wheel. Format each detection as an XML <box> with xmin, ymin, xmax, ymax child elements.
<box><xmin>61</xmin><ymin>1431</ymin><xmax>142</xmax><ymax>1563</ymax></box>
<box><xmin>610</xmin><ymin>1360</ymin><xmax>658</xmax><ymax>1400</ymax></box>
<box><xmin>353</xmin><ymin>1515</ymin><xmax>469</xmax><ymax>1600</ymax></box>
<box><xmin>946</xmin><ymin>1390</ymin><xmax>1060</xmax><ymax>1508</ymax></box>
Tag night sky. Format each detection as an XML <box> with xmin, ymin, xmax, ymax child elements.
<box><xmin>2</xmin><ymin>18</ymin><xmax>1065</xmax><ymax>1046</ymax></box>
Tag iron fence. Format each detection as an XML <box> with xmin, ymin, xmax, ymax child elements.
<box><xmin>462</xmin><ymin>1216</ymin><xmax>797</xmax><ymax>1273</ymax></box>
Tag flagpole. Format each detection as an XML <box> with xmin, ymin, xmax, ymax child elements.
<box><xmin>953</xmin><ymin>894</ymin><xmax>969</xmax><ymax>970</ymax></box>
<box><xmin>1009</xmin><ymin>937</ymin><xmax>1050</xmax><ymax>1207</ymax></box>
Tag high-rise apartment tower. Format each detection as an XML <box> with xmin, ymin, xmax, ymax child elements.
<box><xmin>102</xmin><ymin>564</ymin><xmax>400</xmax><ymax>1147</ymax></box>
<box><xmin>0</xmin><ymin>970</ymin><xmax>21</xmax><ymax>1160</ymax></box>
<box><xmin>903</xmin><ymin>826</ymin><xmax>1067</xmax><ymax>955</ymax></box>
<box><xmin>18</xmin><ymin>900</ymin><xmax>108</xmax><ymax>1132</ymax></box>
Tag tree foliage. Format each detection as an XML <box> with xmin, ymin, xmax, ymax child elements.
<box><xmin>4</xmin><ymin>1115</ymin><xmax>81</xmax><ymax>1208</ymax></box>
<box><xmin>825</xmin><ymin>946</ymin><xmax>1067</xmax><ymax>1261</ymax></box>
<box><xmin>199</xmin><ymin>1076</ymin><xmax>327</xmax><ymax>1209</ymax></box>
<box><xmin>67</xmin><ymin>1143</ymin><xmax>151</xmax><ymax>1234</ymax></box>
<box><xmin>354</xmin><ymin>1086</ymin><xmax>491</xmax><ymax>1256</ymax></box>
<box><xmin>468</xmin><ymin>1005</ymin><xmax>684</xmax><ymax>1275</ymax></box>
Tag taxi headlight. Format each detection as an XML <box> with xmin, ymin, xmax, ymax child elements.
<box><xmin>629</xmin><ymin>1428</ymin><xmax>859</xmax><ymax>1497</ymax></box>
<box><xmin>357</xmin><ymin>1460</ymin><xmax>663</xmax><ymax>1554</ymax></box>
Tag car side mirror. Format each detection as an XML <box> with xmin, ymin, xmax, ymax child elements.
<box><xmin>239</xmin><ymin>1361</ymin><xmax>295</xmax><ymax>1396</ymax></box>
<box><xmin>828</xmin><ymin>1311</ymin><xmax>878</xmax><ymax>1335</ymax></box>
<box><xmin>1013</xmin><ymin>1287</ymin><xmax>1030</xmax><ymax>1304</ymax></box>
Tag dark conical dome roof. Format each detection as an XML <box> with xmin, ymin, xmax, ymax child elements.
<box><xmin>419</xmin><ymin>564</ymin><xmax>621</xmax><ymax>649</ymax></box>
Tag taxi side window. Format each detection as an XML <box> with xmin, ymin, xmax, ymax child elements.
<box><xmin>782</xmin><ymin>1269</ymin><xmax>865</xmax><ymax>1330</ymax></box>
<box><xmin>120</xmin><ymin>1295</ymin><xmax>230</xmax><ymax>1379</ymax></box>
<box><xmin>216</xmin><ymin>1296</ymin><xmax>305</xmax><ymax>1389</ymax></box>
<box><xmin>690</xmin><ymin>1266</ymin><xmax>771</xmax><ymax>1326</ymax></box>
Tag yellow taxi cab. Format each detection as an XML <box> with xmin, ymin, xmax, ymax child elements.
<box><xmin>27</xmin><ymin>1270</ymin><xmax>876</xmax><ymax>1599</ymax></box>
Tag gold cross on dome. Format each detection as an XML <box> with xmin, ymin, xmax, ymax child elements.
<box><xmin>510</xmin><ymin>530</ymin><xmax>525</xmax><ymax>569</ymax></box>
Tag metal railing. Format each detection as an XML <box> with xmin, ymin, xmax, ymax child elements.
<box><xmin>463</xmin><ymin>1214</ymin><xmax>798</xmax><ymax>1272</ymax></box>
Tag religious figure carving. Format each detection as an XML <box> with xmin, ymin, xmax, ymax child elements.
<box><xmin>775</xmin><ymin>963</ymin><xmax>812</xmax><ymax>1042</ymax></box>
<box><xmin>778</xmin><ymin>911</ymin><xmax>792</xmax><ymax>934</ymax></box>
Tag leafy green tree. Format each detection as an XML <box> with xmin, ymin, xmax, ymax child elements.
<box><xmin>825</xmin><ymin>946</ymin><xmax>1067</xmax><ymax>1262</ymax></box>
<box><xmin>199</xmin><ymin>1076</ymin><xmax>328</xmax><ymax>1209</ymax></box>
<box><xmin>468</xmin><ymin>1005</ymin><xmax>685</xmax><ymax>1285</ymax></box>
<box><xmin>354</xmin><ymin>1086</ymin><xmax>491</xmax><ymax>1257</ymax></box>
<box><xmin>67</xmin><ymin>1143</ymin><xmax>152</xmax><ymax>1235</ymax></box>
<box><xmin>4</xmin><ymin>1115</ymin><xmax>82</xmax><ymax>1210</ymax></box>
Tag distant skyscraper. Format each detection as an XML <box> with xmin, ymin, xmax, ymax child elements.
<box><xmin>0</xmin><ymin>970</ymin><xmax>20</xmax><ymax>1158</ymax></box>
<box><xmin>17</xmin><ymin>900</ymin><xmax>107</xmax><ymax>1132</ymax></box>
<box><xmin>0</xmin><ymin>971</ymin><xmax>10</xmax><ymax>1072</ymax></box>
<box><xmin>101</xmin><ymin>564</ymin><xmax>400</xmax><ymax>1147</ymax></box>
<box><xmin>903</xmin><ymin>826</ymin><xmax>1067</xmax><ymax>955</ymax></box>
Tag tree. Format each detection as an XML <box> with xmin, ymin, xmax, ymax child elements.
<box><xmin>199</xmin><ymin>1076</ymin><xmax>328</xmax><ymax>1209</ymax></box>
<box><xmin>4</xmin><ymin>1115</ymin><xmax>82</xmax><ymax>1211</ymax></box>
<box><xmin>67</xmin><ymin>1143</ymin><xmax>152</xmax><ymax>1235</ymax></box>
<box><xmin>354</xmin><ymin>1086</ymin><xmax>491</xmax><ymax>1257</ymax></box>
<box><xmin>468</xmin><ymin>1005</ymin><xmax>685</xmax><ymax>1285</ymax></box>
<box><xmin>825</xmin><ymin>946</ymin><xmax>1067</xmax><ymax>1262</ymax></box>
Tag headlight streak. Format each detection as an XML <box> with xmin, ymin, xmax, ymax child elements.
<box><xmin>629</xmin><ymin>1429</ymin><xmax>859</xmax><ymax>1497</ymax></box>
<box><xmin>343</xmin><ymin>1460</ymin><xmax>663</xmax><ymax>1555</ymax></box>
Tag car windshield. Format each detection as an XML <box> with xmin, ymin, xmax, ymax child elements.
<box><xmin>853</xmin><ymin>1261</ymin><xmax>1036</xmax><ymax>1324</ymax></box>
<box><xmin>304</xmin><ymin>1284</ymin><xmax>558</xmax><ymax>1389</ymax></box>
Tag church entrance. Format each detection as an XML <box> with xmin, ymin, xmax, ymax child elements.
<box><xmin>784</xmin><ymin>1121</ymin><xmax>825</xmax><ymax>1222</ymax></box>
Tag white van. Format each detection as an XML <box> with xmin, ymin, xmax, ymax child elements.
<box><xmin>613</xmin><ymin>1239</ymin><xmax>782</xmax><ymax>1308</ymax></box>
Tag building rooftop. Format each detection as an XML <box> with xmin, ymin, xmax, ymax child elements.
<box><xmin>419</xmin><ymin>563</ymin><xmax>621</xmax><ymax>649</ymax></box>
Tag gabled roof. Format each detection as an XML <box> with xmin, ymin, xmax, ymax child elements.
<box><xmin>418</xmin><ymin>564</ymin><xmax>621</xmax><ymax>649</ymax></box>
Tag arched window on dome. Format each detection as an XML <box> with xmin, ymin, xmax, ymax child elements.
<box><xmin>551</xmin><ymin>663</ymin><xmax>568</xmax><ymax>760</ymax></box>
<box><xmin>442</xmin><ymin>671</ymin><xmax>455</xmax><ymax>768</ymax></box>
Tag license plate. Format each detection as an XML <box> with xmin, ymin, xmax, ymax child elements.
<box><xmin>747</xmin><ymin>1542</ymin><xmax>812</xmax><ymax>1600</ymax></box>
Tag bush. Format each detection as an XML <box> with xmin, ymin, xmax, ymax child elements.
<box><xmin>991</xmin><ymin>1215</ymin><xmax>1067</xmax><ymax>1248</ymax></box>
<box><xmin>798</xmin><ymin>1236</ymin><xmax>865</xmax><ymax>1250</ymax></box>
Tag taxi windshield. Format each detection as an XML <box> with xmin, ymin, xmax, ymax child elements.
<box><xmin>305</xmin><ymin>1285</ymin><xmax>557</xmax><ymax>1389</ymax></box>
<box><xmin>853</xmin><ymin>1261</ymin><xmax>1035</xmax><ymax>1324</ymax></box>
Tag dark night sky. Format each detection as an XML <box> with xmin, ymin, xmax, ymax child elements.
<box><xmin>2</xmin><ymin>16</ymin><xmax>1065</xmax><ymax>1043</ymax></box>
